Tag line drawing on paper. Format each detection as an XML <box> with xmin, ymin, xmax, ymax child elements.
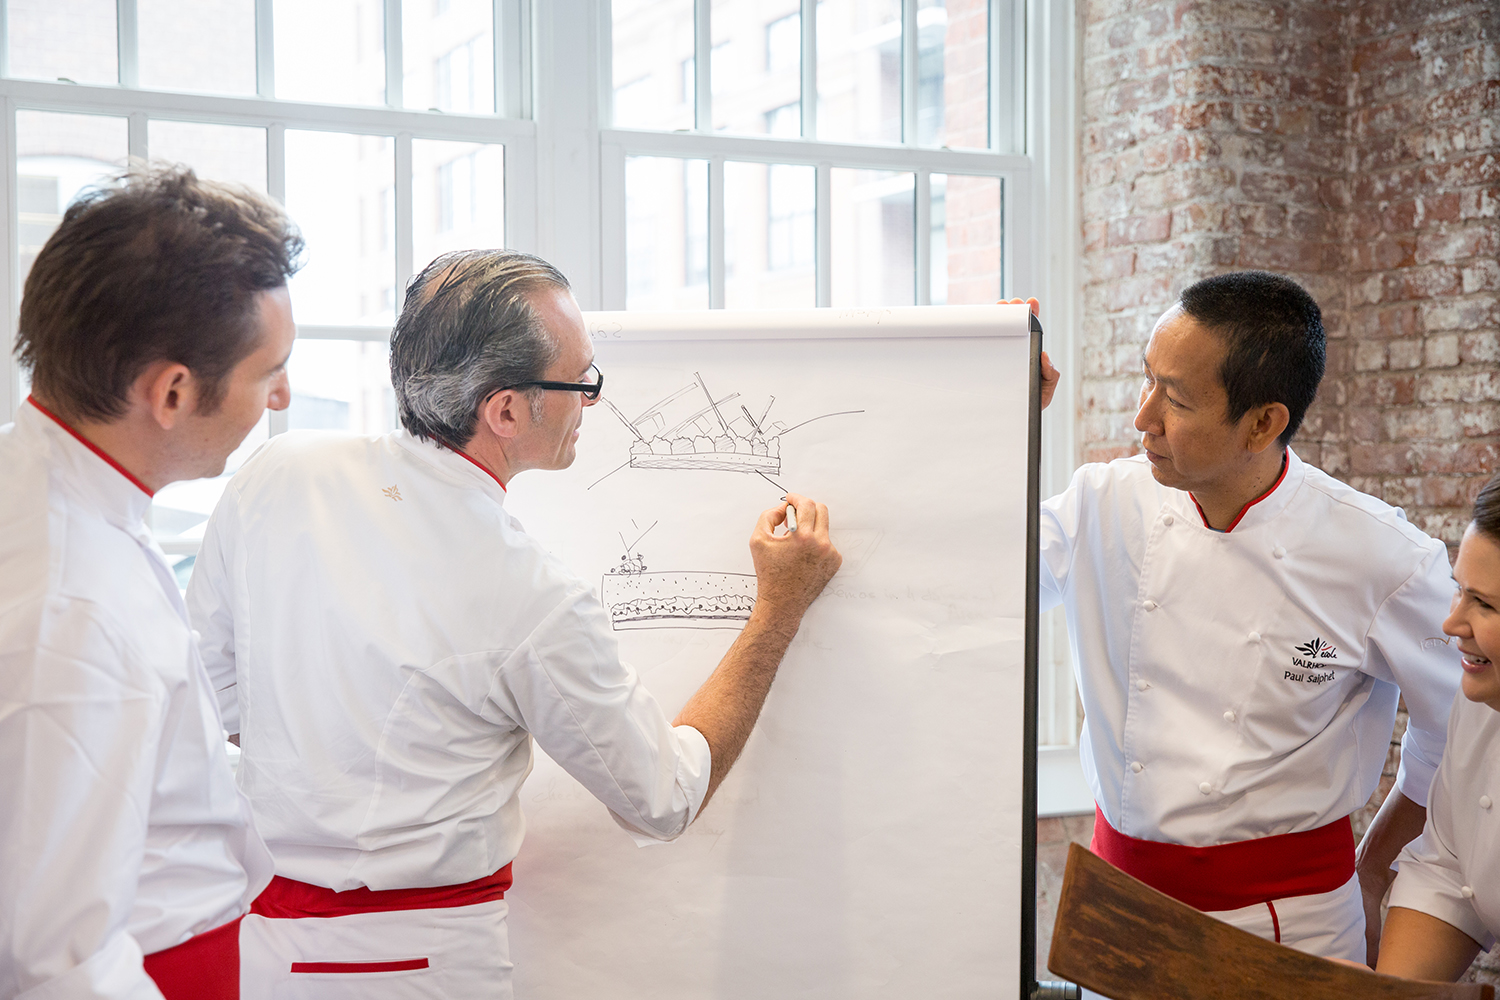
<box><xmin>594</xmin><ymin>372</ymin><xmax>862</xmax><ymax>485</ymax></box>
<box><xmin>600</xmin><ymin>520</ymin><xmax>756</xmax><ymax>631</ymax></box>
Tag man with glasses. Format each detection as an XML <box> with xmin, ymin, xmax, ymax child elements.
<box><xmin>187</xmin><ymin>249</ymin><xmax>842</xmax><ymax>998</ymax></box>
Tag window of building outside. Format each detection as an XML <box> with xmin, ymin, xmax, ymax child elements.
<box><xmin>610</xmin><ymin>0</ymin><xmax>1016</xmax><ymax>312</ymax></box>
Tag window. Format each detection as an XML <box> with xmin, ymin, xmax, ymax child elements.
<box><xmin>605</xmin><ymin>0</ymin><xmax>1025</xmax><ymax>310</ymax></box>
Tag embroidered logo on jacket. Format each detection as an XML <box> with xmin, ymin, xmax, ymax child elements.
<box><xmin>1285</xmin><ymin>637</ymin><xmax>1339</xmax><ymax>685</ymax></box>
<box><xmin>382</xmin><ymin>484</ymin><xmax>403</xmax><ymax>501</ymax></box>
<box><xmin>1294</xmin><ymin>637</ymin><xmax>1337</xmax><ymax>660</ymax></box>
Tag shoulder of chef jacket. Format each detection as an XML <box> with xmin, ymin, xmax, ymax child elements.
<box><xmin>1390</xmin><ymin>692</ymin><xmax>1500</xmax><ymax>951</ymax></box>
<box><xmin>1039</xmin><ymin>449</ymin><xmax>1460</xmax><ymax>844</ymax></box>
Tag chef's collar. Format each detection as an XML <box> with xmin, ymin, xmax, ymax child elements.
<box><xmin>23</xmin><ymin>396</ymin><xmax>154</xmax><ymax>528</ymax></box>
<box><xmin>1188</xmin><ymin>449</ymin><xmax>1297</xmax><ymax>534</ymax></box>
<box><xmin>395</xmin><ymin>430</ymin><xmax>510</xmax><ymax>505</ymax></box>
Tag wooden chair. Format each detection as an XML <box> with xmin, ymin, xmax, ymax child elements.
<box><xmin>1046</xmin><ymin>842</ymin><xmax>1494</xmax><ymax>1000</ymax></box>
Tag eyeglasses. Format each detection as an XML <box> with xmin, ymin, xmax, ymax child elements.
<box><xmin>501</xmin><ymin>363</ymin><xmax>604</xmax><ymax>401</ymax></box>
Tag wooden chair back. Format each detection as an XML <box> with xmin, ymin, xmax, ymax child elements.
<box><xmin>1046</xmin><ymin>842</ymin><xmax>1494</xmax><ymax>1000</ymax></box>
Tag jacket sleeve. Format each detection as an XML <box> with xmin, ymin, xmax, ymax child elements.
<box><xmin>0</xmin><ymin>604</ymin><xmax>167</xmax><ymax>1000</ymax></box>
<box><xmin>483</xmin><ymin>587</ymin><xmax>711</xmax><ymax>844</ymax></box>
<box><xmin>186</xmin><ymin>487</ymin><xmax>243</xmax><ymax>736</ymax></box>
<box><xmin>1388</xmin><ymin>701</ymin><xmax>1494</xmax><ymax>950</ymax></box>
<box><xmin>1362</xmin><ymin>539</ymin><xmax>1461</xmax><ymax>807</ymax></box>
<box><xmin>1038</xmin><ymin>465</ymin><xmax>1093</xmax><ymax>614</ymax></box>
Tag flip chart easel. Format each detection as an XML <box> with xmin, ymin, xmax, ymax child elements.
<box><xmin>502</xmin><ymin>304</ymin><xmax>1046</xmax><ymax>999</ymax></box>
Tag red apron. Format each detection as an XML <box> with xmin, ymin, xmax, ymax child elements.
<box><xmin>142</xmin><ymin>915</ymin><xmax>244</xmax><ymax>1000</ymax></box>
<box><xmin>1090</xmin><ymin>806</ymin><xmax>1355</xmax><ymax>912</ymax></box>
<box><xmin>247</xmin><ymin>863</ymin><xmax>512</xmax><ymax>975</ymax></box>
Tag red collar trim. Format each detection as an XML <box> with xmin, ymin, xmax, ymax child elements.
<box><xmin>443</xmin><ymin>442</ymin><xmax>507</xmax><ymax>492</ymax></box>
<box><xmin>1191</xmin><ymin>452</ymin><xmax>1288</xmax><ymax>534</ymax></box>
<box><xmin>28</xmin><ymin>395</ymin><xmax>155</xmax><ymax>497</ymax></box>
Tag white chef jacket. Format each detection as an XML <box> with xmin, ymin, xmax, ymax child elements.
<box><xmin>1388</xmin><ymin>693</ymin><xmax>1500</xmax><ymax>950</ymax></box>
<box><xmin>186</xmin><ymin>429</ymin><xmax>712</xmax><ymax>892</ymax></box>
<box><xmin>1041</xmin><ymin>448</ymin><xmax>1459</xmax><ymax>847</ymax></box>
<box><xmin>0</xmin><ymin>401</ymin><xmax>272</xmax><ymax>1000</ymax></box>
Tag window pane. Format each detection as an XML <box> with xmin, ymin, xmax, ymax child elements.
<box><xmin>404</xmin><ymin>0</ymin><xmax>494</xmax><ymax>113</ymax></box>
<box><xmin>286</xmin><ymin>339</ymin><xmax>398</xmax><ymax>435</ymax></box>
<box><xmin>710</xmin><ymin>2</ymin><xmax>801</xmax><ymax>135</ymax></box>
<box><xmin>725</xmin><ymin>161</ymin><xmax>814</xmax><ymax>309</ymax></box>
<box><xmin>151</xmin><ymin>412</ymin><xmax>269</xmax><ymax>556</ymax></box>
<box><xmin>626</xmin><ymin>156</ymin><xmax>708</xmax><ymax>310</ymax></box>
<box><xmin>274</xmin><ymin>0</ymin><xmax>386</xmax><ymax>106</ymax></box>
<box><xmin>285</xmin><ymin>130</ymin><xmax>395</xmax><ymax>326</ymax></box>
<box><xmin>612</xmin><ymin>0</ymin><xmax>695</xmax><ymax>130</ymax></box>
<box><xmin>413</xmin><ymin>140</ymin><xmax>504</xmax><ymax>269</ymax></box>
<box><xmin>830</xmin><ymin>168</ymin><xmax>913</xmax><ymax>307</ymax></box>
<box><xmin>816</xmin><ymin>0</ymin><xmax>900</xmax><ymax>144</ymax></box>
<box><xmin>148</xmin><ymin>121</ymin><xmax>267</xmax><ymax>193</ymax></box>
<box><xmin>7</xmin><ymin>0</ymin><xmax>118</xmax><ymax>85</ymax></box>
<box><xmin>917</xmin><ymin>0</ymin><xmax>989</xmax><ymax>149</ymax></box>
<box><xmin>932</xmin><ymin>173</ymin><xmax>1001</xmax><ymax>305</ymax></box>
<box><xmin>15</xmin><ymin>111</ymin><xmax>128</xmax><ymax>287</ymax></box>
<box><xmin>139</xmin><ymin>0</ymin><xmax>257</xmax><ymax>96</ymax></box>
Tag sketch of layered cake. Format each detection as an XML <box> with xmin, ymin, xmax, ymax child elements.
<box><xmin>600</xmin><ymin>520</ymin><xmax>756</xmax><ymax>630</ymax></box>
<box><xmin>602</xmin><ymin>569</ymin><xmax>757</xmax><ymax>630</ymax></box>
<box><xmin>601</xmin><ymin>371</ymin><xmax>858</xmax><ymax>478</ymax></box>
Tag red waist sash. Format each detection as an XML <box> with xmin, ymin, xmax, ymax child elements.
<box><xmin>142</xmin><ymin>914</ymin><xmax>242</xmax><ymax>1000</ymax></box>
<box><xmin>1090</xmin><ymin>806</ymin><xmax>1355</xmax><ymax>912</ymax></box>
<box><xmin>250</xmin><ymin>863</ymin><xmax>512</xmax><ymax>920</ymax></box>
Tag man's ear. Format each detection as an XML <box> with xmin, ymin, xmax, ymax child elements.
<box><xmin>477</xmin><ymin>388</ymin><xmax>526</xmax><ymax>442</ymax></box>
<box><xmin>1244</xmin><ymin>402</ymin><xmax>1291</xmax><ymax>455</ymax></box>
<box><xmin>137</xmin><ymin>361</ymin><xmax>198</xmax><ymax>431</ymax></box>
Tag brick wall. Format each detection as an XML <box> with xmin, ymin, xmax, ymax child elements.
<box><xmin>1046</xmin><ymin>0</ymin><xmax>1500</xmax><ymax>984</ymax></box>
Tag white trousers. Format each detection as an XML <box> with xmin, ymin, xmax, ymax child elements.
<box><xmin>1076</xmin><ymin>873</ymin><xmax>1364</xmax><ymax>998</ymax></box>
<box><xmin>239</xmin><ymin>899</ymin><xmax>512</xmax><ymax>1000</ymax></box>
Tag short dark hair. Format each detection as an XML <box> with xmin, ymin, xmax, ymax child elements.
<box><xmin>14</xmin><ymin>165</ymin><xmax>303</xmax><ymax>423</ymax></box>
<box><xmin>1474</xmin><ymin>472</ymin><xmax>1500</xmax><ymax>545</ymax></box>
<box><xmin>1178</xmin><ymin>270</ymin><xmax>1325</xmax><ymax>448</ymax></box>
<box><xmin>389</xmin><ymin>249</ymin><xmax>570</xmax><ymax>446</ymax></box>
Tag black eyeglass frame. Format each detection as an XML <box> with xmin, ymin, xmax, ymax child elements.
<box><xmin>497</xmin><ymin>363</ymin><xmax>604</xmax><ymax>401</ymax></box>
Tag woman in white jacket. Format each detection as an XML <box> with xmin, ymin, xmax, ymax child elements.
<box><xmin>1377</xmin><ymin>470</ymin><xmax>1500</xmax><ymax>979</ymax></box>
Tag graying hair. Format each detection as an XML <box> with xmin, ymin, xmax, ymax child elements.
<box><xmin>390</xmin><ymin>249</ymin><xmax>570</xmax><ymax>446</ymax></box>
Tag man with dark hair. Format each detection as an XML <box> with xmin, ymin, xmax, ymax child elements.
<box><xmin>0</xmin><ymin>166</ymin><xmax>302</xmax><ymax>999</ymax></box>
<box><xmin>1037</xmin><ymin>270</ymin><xmax>1458</xmax><ymax>966</ymax></box>
<box><xmin>187</xmin><ymin>249</ymin><xmax>842</xmax><ymax>997</ymax></box>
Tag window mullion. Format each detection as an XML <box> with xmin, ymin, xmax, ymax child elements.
<box><xmin>127</xmin><ymin>112</ymin><xmax>147</xmax><ymax>164</ymax></box>
<box><xmin>384</xmin><ymin>0</ymin><xmax>403</xmax><ymax>109</ymax></box>
<box><xmin>495</xmin><ymin>0</ymin><xmax>530</xmax><ymax>119</ymax></box>
<box><xmin>693</xmin><ymin>0</ymin><xmax>710</xmax><ymax>132</ymax></box>
<box><xmin>394</xmin><ymin>131</ymin><xmax>413</xmax><ymax>311</ymax></box>
<box><xmin>1</xmin><ymin>98</ymin><xmax>15</xmax><ymax>421</ymax></box>
<box><xmin>0</xmin><ymin>0</ymin><xmax>9</xmax><ymax>79</ymax></box>
<box><xmin>799</xmin><ymin>0</ymin><xmax>815</xmax><ymax>139</ymax></box>
<box><xmin>255</xmin><ymin>0</ymin><xmax>275</xmax><ymax>98</ymax></box>
<box><xmin>914</xmin><ymin>170</ymin><xmax>930</xmax><ymax>305</ymax></box>
<box><xmin>117</xmin><ymin>0</ymin><xmax>139</xmax><ymax>90</ymax></box>
<box><xmin>814</xmin><ymin>161</ymin><xmax>830</xmax><ymax>308</ymax></box>
<box><xmin>900</xmin><ymin>0</ymin><xmax>916</xmax><ymax>144</ymax></box>
<box><xmin>708</xmin><ymin>155</ymin><xmax>724</xmax><ymax>309</ymax></box>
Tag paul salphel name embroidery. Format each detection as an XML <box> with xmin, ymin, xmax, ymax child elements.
<box><xmin>1286</xmin><ymin>637</ymin><xmax>1338</xmax><ymax>684</ymax></box>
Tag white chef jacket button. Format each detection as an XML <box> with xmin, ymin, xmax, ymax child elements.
<box><xmin>1482</xmin><ymin>795</ymin><xmax>1493</xmax><ymax>810</ymax></box>
<box><xmin>1131</xmin><ymin>762</ymin><xmax>1144</xmax><ymax>773</ymax></box>
<box><xmin>1198</xmin><ymin>782</ymin><xmax>1212</xmax><ymax>795</ymax></box>
<box><xmin>1163</xmin><ymin>515</ymin><xmax>1174</xmax><ymax>526</ymax></box>
<box><xmin>1462</xmin><ymin>885</ymin><xmax>1475</xmax><ymax>899</ymax></box>
<box><xmin>1143</xmin><ymin>600</ymin><xmax>1158</xmax><ymax>611</ymax></box>
<box><xmin>1273</xmin><ymin>546</ymin><xmax>1286</xmax><ymax>559</ymax></box>
<box><xmin>1137</xmin><ymin>679</ymin><xmax>1149</xmax><ymax>691</ymax></box>
<box><xmin>1223</xmin><ymin>710</ymin><xmax>1236</xmax><ymax>723</ymax></box>
<box><xmin>1248</xmin><ymin>631</ymin><xmax>1261</xmax><ymax>642</ymax></box>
